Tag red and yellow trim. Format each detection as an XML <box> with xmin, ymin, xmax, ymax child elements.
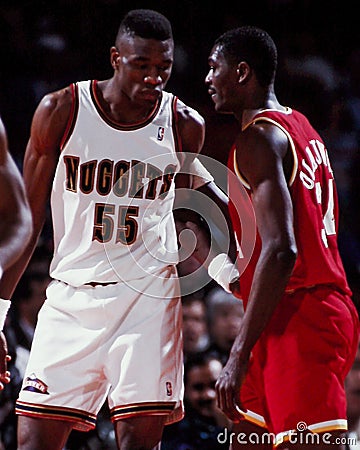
<box><xmin>235</xmin><ymin>406</ymin><xmax>267</xmax><ymax>429</ymax></box>
<box><xmin>274</xmin><ymin>419</ymin><xmax>348</xmax><ymax>447</ymax></box>
<box><xmin>110</xmin><ymin>401</ymin><xmax>176</xmax><ymax>422</ymax></box>
<box><xmin>238</xmin><ymin>115</ymin><xmax>298</xmax><ymax>189</ymax></box>
<box><xmin>91</xmin><ymin>80</ymin><xmax>161</xmax><ymax>131</ymax></box>
<box><xmin>15</xmin><ymin>400</ymin><xmax>96</xmax><ymax>432</ymax></box>
<box><xmin>60</xmin><ymin>82</ymin><xmax>79</xmax><ymax>151</ymax></box>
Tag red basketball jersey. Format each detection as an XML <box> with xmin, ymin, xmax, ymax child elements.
<box><xmin>228</xmin><ymin>108</ymin><xmax>352</xmax><ymax>305</ymax></box>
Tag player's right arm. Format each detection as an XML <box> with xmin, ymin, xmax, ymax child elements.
<box><xmin>0</xmin><ymin>86</ymin><xmax>73</xmax><ymax>300</ymax></box>
<box><xmin>0</xmin><ymin>117</ymin><xmax>32</xmax><ymax>389</ymax></box>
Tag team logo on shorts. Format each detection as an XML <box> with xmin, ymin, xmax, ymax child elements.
<box><xmin>23</xmin><ymin>373</ymin><xmax>50</xmax><ymax>395</ymax></box>
<box><xmin>157</xmin><ymin>127</ymin><xmax>165</xmax><ymax>141</ymax></box>
<box><xmin>166</xmin><ymin>381</ymin><xmax>172</xmax><ymax>396</ymax></box>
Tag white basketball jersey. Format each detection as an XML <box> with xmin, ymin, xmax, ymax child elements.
<box><xmin>50</xmin><ymin>80</ymin><xmax>181</xmax><ymax>286</ymax></box>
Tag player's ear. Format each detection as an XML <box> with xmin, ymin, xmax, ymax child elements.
<box><xmin>110</xmin><ymin>46</ymin><xmax>120</xmax><ymax>70</ymax></box>
<box><xmin>236</xmin><ymin>62</ymin><xmax>250</xmax><ymax>83</ymax></box>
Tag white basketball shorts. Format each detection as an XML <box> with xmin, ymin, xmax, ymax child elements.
<box><xmin>16</xmin><ymin>267</ymin><xmax>184</xmax><ymax>431</ymax></box>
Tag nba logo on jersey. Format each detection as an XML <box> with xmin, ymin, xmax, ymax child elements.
<box><xmin>157</xmin><ymin>127</ymin><xmax>165</xmax><ymax>141</ymax></box>
<box><xmin>166</xmin><ymin>381</ymin><xmax>172</xmax><ymax>396</ymax></box>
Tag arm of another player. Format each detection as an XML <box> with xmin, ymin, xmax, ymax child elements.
<box><xmin>0</xmin><ymin>117</ymin><xmax>32</xmax><ymax>389</ymax></box>
<box><xmin>174</xmin><ymin>100</ymin><xmax>239</xmax><ymax>293</ymax></box>
<box><xmin>195</xmin><ymin>179</ymin><xmax>240</xmax><ymax>294</ymax></box>
<box><xmin>0</xmin><ymin>87</ymin><xmax>72</xmax><ymax>300</ymax></box>
<box><xmin>0</xmin><ymin>118</ymin><xmax>32</xmax><ymax>281</ymax></box>
<box><xmin>0</xmin><ymin>88</ymin><xmax>72</xmax><ymax>386</ymax></box>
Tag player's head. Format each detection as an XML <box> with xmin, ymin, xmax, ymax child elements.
<box><xmin>214</xmin><ymin>26</ymin><xmax>277</xmax><ymax>87</ymax></box>
<box><xmin>111</xmin><ymin>9</ymin><xmax>174</xmax><ymax>105</ymax></box>
<box><xmin>206</xmin><ymin>26</ymin><xmax>277</xmax><ymax>113</ymax></box>
<box><xmin>115</xmin><ymin>9</ymin><xmax>173</xmax><ymax>45</ymax></box>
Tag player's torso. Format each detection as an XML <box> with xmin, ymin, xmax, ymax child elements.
<box><xmin>228</xmin><ymin>107</ymin><xmax>351</xmax><ymax>301</ymax></box>
<box><xmin>50</xmin><ymin>80</ymin><xmax>181</xmax><ymax>286</ymax></box>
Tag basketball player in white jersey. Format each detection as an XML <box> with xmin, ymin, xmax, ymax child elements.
<box><xmin>0</xmin><ymin>116</ymin><xmax>32</xmax><ymax>392</ymax></box>
<box><xmin>0</xmin><ymin>9</ymin><xmax>227</xmax><ymax>450</ymax></box>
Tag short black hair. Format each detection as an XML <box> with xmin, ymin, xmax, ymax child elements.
<box><xmin>116</xmin><ymin>9</ymin><xmax>173</xmax><ymax>43</ymax></box>
<box><xmin>214</xmin><ymin>26</ymin><xmax>277</xmax><ymax>87</ymax></box>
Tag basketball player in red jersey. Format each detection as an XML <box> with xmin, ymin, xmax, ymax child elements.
<box><xmin>205</xmin><ymin>26</ymin><xmax>360</xmax><ymax>449</ymax></box>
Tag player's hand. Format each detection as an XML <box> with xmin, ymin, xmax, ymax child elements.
<box><xmin>215</xmin><ymin>353</ymin><xmax>249</xmax><ymax>422</ymax></box>
<box><xmin>0</xmin><ymin>331</ymin><xmax>11</xmax><ymax>390</ymax></box>
<box><xmin>229</xmin><ymin>278</ymin><xmax>241</xmax><ymax>298</ymax></box>
<box><xmin>175</xmin><ymin>219</ymin><xmax>210</xmax><ymax>265</ymax></box>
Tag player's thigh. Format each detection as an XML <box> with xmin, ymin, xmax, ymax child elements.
<box><xmin>114</xmin><ymin>415</ymin><xmax>167</xmax><ymax>450</ymax></box>
<box><xmin>17</xmin><ymin>416</ymin><xmax>73</xmax><ymax>450</ymax></box>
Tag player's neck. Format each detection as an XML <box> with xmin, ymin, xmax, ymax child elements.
<box><xmin>95</xmin><ymin>79</ymin><xmax>159</xmax><ymax>125</ymax></box>
<box><xmin>242</xmin><ymin>100</ymin><xmax>285</xmax><ymax>126</ymax></box>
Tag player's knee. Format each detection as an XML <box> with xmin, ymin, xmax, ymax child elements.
<box><xmin>115</xmin><ymin>416</ymin><xmax>165</xmax><ymax>450</ymax></box>
<box><xmin>17</xmin><ymin>416</ymin><xmax>36</xmax><ymax>450</ymax></box>
<box><xmin>17</xmin><ymin>416</ymin><xmax>72</xmax><ymax>450</ymax></box>
<box><xmin>116</xmin><ymin>431</ymin><xmax>162</xmax><ymax>450</ymax></box>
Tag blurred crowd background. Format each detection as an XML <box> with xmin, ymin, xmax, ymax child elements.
<box><xmin>0</xmin><ymin>1</ymin><xmax>359</xmax><ymax>449</ymax></box>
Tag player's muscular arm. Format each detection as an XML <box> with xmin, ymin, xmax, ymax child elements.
<box><xmin>173</xmin><ymin>101</ymin><xmax>204</xmax><ymax>231</ymax></box>
<box><xmin>174</xmin><ymin>102</ymin><xmax>238</xmax><ymax>291</ymax></box>
<box><xmin>234</xmin><ymin>123</ymin><xmax>297</xmax><ymax>357</ymax></box>
<box><xmin>0</xmin><ymin>87</ymin><xmax>73</xmax><ymax>299</ymax></box>
<box><xmin>0</xmin><ymin>120</ymin><xmax>32</xmax><ymax>386</ymax></box>
<box><xmin>174</xmin><ymin>100</ymin><xmax>205</xmax><ymax>189</ymax></box>
<box><xmin>216</xmin><ymin>123</ymin><xmax>298</xmax><ymax>419</ymax></box>
<box><xmin>0</xmin><ymin>121</ymin><xmax>32</xmax><ymax>274</ymax></box>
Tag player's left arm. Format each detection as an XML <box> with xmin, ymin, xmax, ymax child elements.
<box><xmin>216</xmin><ymin>122</ymin><xmax>297</xmax><ymax>420</ymax></box>
<box><xmin>174</xmin><ymin>99</ymin><xmax>205</xmax><ymax>189</ymax></box>
<box><xmin>174</xmin><ymin>101</ymin><xmax>239</xmax><ymax>292</ymax></box>
<box><xmin>233</xmin><ymin>122</ymin><xmax>297</xmax><ymax>358</ymax></box>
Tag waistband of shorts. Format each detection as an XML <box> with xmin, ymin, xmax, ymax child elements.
<box><xmin>54</xmin><ymin>279</ymin><xmax>119</xmax><ymax>288</ymax></box>
<box><xmin>84</xmin><ymin>281</ymin><xmax>118</xmax><ymax>287</ymax></box>
<box><xmin>285</xmin><ymin>283</ymin><xmax>351</xmax><ymax>297</ymax></box>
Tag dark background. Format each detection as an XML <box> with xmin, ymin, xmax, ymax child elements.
<box><xmin>0</xmin><ymin>1</ymin><xmax>359</xmax><ymax>154</ymax></box>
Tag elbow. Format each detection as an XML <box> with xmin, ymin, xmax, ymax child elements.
<box><xmin>277</xmin><ymin>244</ymin><xmax>297</xmax><ymax>273</ymax></box>
<box><xmin>16</xmin><ymin>203</ymin><xmax>33</xmax><ymax>247</ymax></box>
<box><xmin>23</xmin><ymin>210</ymin><xmax>34</xmax><ymax>244</ymax></box>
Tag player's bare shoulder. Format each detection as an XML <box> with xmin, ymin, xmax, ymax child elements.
<box><xmin>36</xmin><ymin>85</ymin><xmax>73</xmax><ymax>128</ymax></box>
<box><xmin>175</xmin><ymin>98</ymin><xmax>205</xmax><ymax>154</ymax></box>
<box><xmin>175</xmin><ymin>98</ymin><xmax>205</xmax><ymax>128</ymax></box>
<box><xmin>31</xmin><ymin>85</ymin><xmax>74</xmax><ymax>154</ymax></box>
<box><xmin>0</xmin><ymin>117</ymin><xmax>9</xmax><ymax>165</ymax></box>
<box><xmin>0</xmin><ymin>118</ymin><xmax>7</xmax><ymax>150</ymax></box>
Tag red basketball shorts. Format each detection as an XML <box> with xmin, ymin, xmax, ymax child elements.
<box><xmin>239</xmin><ymin>285</ymin><xmax>360</xmax><ymax>445</ymax></box>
